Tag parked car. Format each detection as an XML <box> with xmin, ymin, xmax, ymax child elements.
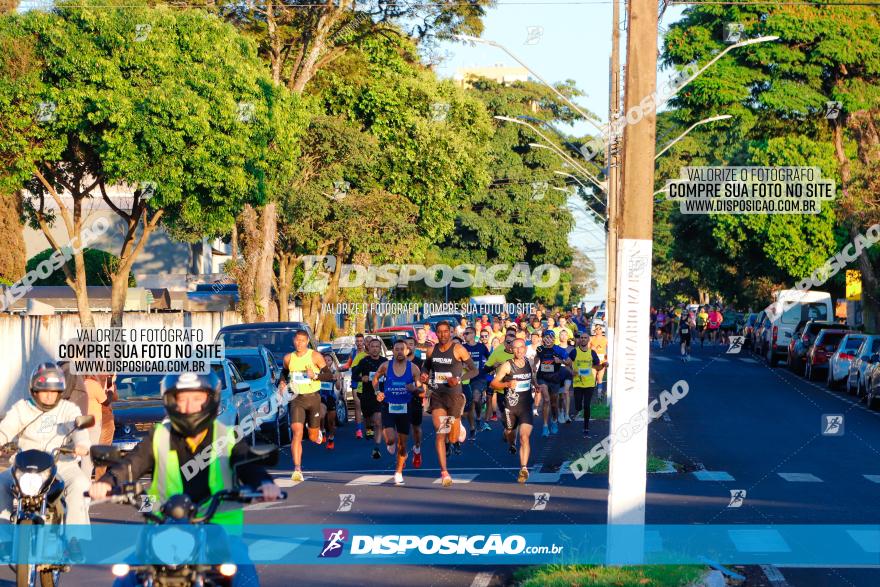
<box><xmin>805</xmin><ymin>329</ymin><xmax>855</xmax><ymax>381</ymax></box>
<box><xmin>752</xmin><ymin>313</ymin><xmax>771</xmax><ymax>357</ymax></box>
<box><xmin>111</xmin><ymin>359</ymin><xmax>257</xmax><ymax>453</ymax></box>
<box><xmin>787</xmin><ymin>320</ymin><xmax>837</xmax><ymax>375</ymax></box>
<box><xmin>369</xmin><ymin>329</ymin><xmax>412</xmax><ymax>355</ymax></box>
<box><xmin>766</xmin><ymin>290</ymin><xmax>834</xmax><ymax>367</ymax></box>
<box><xmin>846</xmin><ymin>335</ymin><xmax>880</xmax><ymax>397</ymax></box>
<box><xmin>825</xmin><ymin>333</ymin><xmax>866</xmax><ymax>389</ymax></box>
<box><xmin>864</xmin><ymin>358</ymin><xmax>880</xmax><ymax>408</ymax></box>
<box><xmin>224</xmin><ymin>346</ymin><xmax>290</xmax><ymax>444</ymax></box>
<box><xmin>216</xmin><ymin>321</ymin><xmax>316</xmax><ymax>369</ymax></box>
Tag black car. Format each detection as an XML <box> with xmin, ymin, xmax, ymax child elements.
<box><xmin>216</xmin><ymin>321</ymin><xmax>316</xmax><ymax>369</ymax></box>
<box><xmin>787</xmin><ymin>320</ymin><xmax>837</xmax><ymax>375</ymax></box>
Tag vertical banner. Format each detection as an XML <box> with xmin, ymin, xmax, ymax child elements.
<box><xmin>607</xmin><ymin>238</ymin><xmax>653</xmax><ymax>564</ymax></box>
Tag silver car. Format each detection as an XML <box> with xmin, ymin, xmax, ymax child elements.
<box><xmin>224</xmin><ymin>346</ymin><xmax>289</xmax><ymax>444</ymax></box>
<box><xmin>846</xmin><ymin>335</ymin><xmax>880</xmax><ymax>398</ymax></box>
<box><xmin>827</xmin><ymin>333</ymin><xmax>866</xmax><ymax>390</ymax></box>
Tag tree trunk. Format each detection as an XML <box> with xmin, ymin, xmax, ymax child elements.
<box><xmin>72</xmin><ymin>248</ymin><xmax>95</xmax><ymax>328</ymax></box>
<box><xmin>255</xmin><ymin>202</ymin><xmax>277</xmax><ymax>321</ymax></box>
<box><xmin>233</xmin><ymin>205</ymin><xmax>261</xmax><ymax>323</ymax></box>
<box><xmin>0</xmin><ymin>191</ymin><xmax>26</xmax><ymax>283</ymax></box>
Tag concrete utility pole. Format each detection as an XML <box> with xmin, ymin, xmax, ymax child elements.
<box><xmin>605</xmin><ymin>0</ymin><xmax>622</xmax><ymax>406</ymax></box>
<box><xmin>606</xmin><ymin>0</ymin><xmax>658</xmax><ymax>565</ymax></box>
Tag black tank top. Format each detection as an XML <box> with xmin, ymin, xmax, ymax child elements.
<box><xmin>502</xmin><ymin>358</ymin><xmax>534</xmax><ymax>407</ymax></box>
<box><xmin>428</xmin><ymin>342</ymin><xmax>463</xmax><ymax>394</ymax></box>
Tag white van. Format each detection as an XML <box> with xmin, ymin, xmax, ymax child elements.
<box><xmin>763</xmin><ymin>289</ymin><xmax>833</xmax><ymax>366</ymax></box>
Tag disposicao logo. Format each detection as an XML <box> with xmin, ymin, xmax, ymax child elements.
<box><xmin>319</xmin><ymin>529</ymin><xmax>348</xmax><ymax>558</ymax></box>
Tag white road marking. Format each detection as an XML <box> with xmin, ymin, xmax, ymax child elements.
<box><xmin>470</xmin><ymin>572</ymin><xmax>494</xmax><ymax>587</ymax></box>
<box><xmin>760</xmin><ymin>565</ymin><xmax>790</xmax><ymax>586</ymax></box>
<box><xmin>728</xmin><ymin>529</ymin><xmax>791</xmax><ymax>552</ymax></box>
<box><xmin>347</xmin><ymin>474</ymin><xmax>394</xmax><ymax>486</ymax></box>
<box><xmin>692</xmin><ymin>470</ymin><xmax>735</xmax><ymax>481</ymax></box>
<box><xmin>98</xmin><ymin>545</ymin><xmax>135</xmax><ymax>564</ymax></box>
<box><xmin>863</xmin><ymin>474</ymin><xmax>880</xmax><ymax>483</ymax></box>
<box><xmin>248</xmin><ymin>538</ymin><xmax>305</xmax><ymax>561</ymax></box>
<box><xmin>432</xmin><ymin>473</ymin><xmax>479</xmax><ymax>484</ymax></box>
<box><xmin>654</xmin><ymin>356</ymin><xmax>672</xmax><ymax>362</ymax></box>
<box><xmin>777</xmin><ymin>472</ymin><xmax>823</xmax><ymax>482</ymax></box>
<box><xmin>742</xmin><ymin>358</ymin><xmax>758</xmax><ymax>364</ymax></box>
<box><xmin>244</xmin><ymin>502</ymin><xmax>307</xmax><ymax>511</ymax></box>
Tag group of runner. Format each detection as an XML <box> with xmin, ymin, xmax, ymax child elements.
<box><xmin>651</xmin><ymin>305</ymin><xmax>727</xmax><ymax>361</ymax></box>
<box><xmin>276</xmin><ymin>309</ymin><xmax>609</xmax><ymax>487</ymax></box>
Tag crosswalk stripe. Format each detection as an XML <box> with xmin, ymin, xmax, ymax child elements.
<box><xmin>742</xmin><ymin>358</ymin><xmax>759</xmax><ymax>364</ymax></box>
<box><xmin>347</xmin><ymin>474</ymin><xmax>394</xmax><ymax>486</ymax></box>
<box><xmin>654</xmin><ymin>356</ymin><xmax>672</xmax><ymax>362</ymax></box>
<box><xmin>728</xmin><ymin>529</ymin><xmax>791</xmax><ymax>553</ymax></box>
<box><xmin>863</xmin><ymin>474</ymin><xmax>880</xmax><ymax>483</ymax></box>
<box><xmin>432</xmin><ymin>473</ymin><xmax>479</xmax><ymax>484</ymax></box>
<box><xmin>846</xmin><ymin>530</ymin><xmax>880</xmax><ymax>553</ymax></box>
<box><xmin>470</xmin><ymin>572</ymin><xmax>495</xmax><ymax>587</ymax></box>
<box><xmin>692</xmin><ymin>470</ymin><xmax>734</xmax><ymax>481</ymax></box>
<box><xmin>777</xmin><ymin>473</ymin><xmax>823</xmax><ymax>482</ymax></box>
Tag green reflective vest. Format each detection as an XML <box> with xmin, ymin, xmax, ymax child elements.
<box><xmin>148</xmin><ymin>420</ymin><xmax>243</xmax><ymax>527</ymax></box>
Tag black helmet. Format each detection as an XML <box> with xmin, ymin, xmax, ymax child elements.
<box><xmin>29</xmin><ymin>362</ymin><xmax>66</xmax><ymax>411</ymax></box>
<box><xmin>160</xmin><ymin>372</ymin><xmax>221</xmax><ymax>437</ymax></box>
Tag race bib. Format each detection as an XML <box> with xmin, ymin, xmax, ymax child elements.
<box><xmin>540</xmin><ymin>362</ymin><xmax>555</xmax><ymax>373</ymax></box>
<box><xmin>320</xmin><ymin>382</ymin><xmax>334</xmax><ymax>391</ymax></box>
<box><xmin>415</xmin><ymin>350</ymin><xmax>424</xmax><ymax>360</ymax></box>
<box><xmin>578</xmin><ymin>368</ymin><xmax>591</xmax><ymax>377</ymax></box>
<box><xmin>369</xmin><ymin>371</ymin><xmax>377</xmax><ymax>380</ymax></box>
<box><xmin>434</xmin><ymin>372</ymin><xmax>453</xmax><ymax>385</ymax></box>
<box><xmin>388</xmin><ymin>403</ymin><xmax>407</xmax><ymax>414</ymax></box>
<box><xmin>291</xmin><ymin>371</ymin><xmax>310</xmax><ymax>384</ymax></box>
<box><xmin>515</xmin><ymin>380</ymin><xmax>531</xmax><ymax>393</ymax></box>
<box><xmin>680</xmin><ymin>327</ymin><xmax>689</xmax><ymax>334</ymax></box>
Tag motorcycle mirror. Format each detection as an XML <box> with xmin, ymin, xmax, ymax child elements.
<box><xmin>75</xmin><ymin>415</ymin><xmax>95</xmax><ymax>430</ymax></box>
<box><xmin>90</xmin><ymin>444</ymin><xmax>125</xmax><ymax>465</ymax></box>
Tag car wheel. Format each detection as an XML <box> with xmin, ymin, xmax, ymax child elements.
<box><xmin>827</xmin><ymin>369</ymin><xmax>834</xmax><ymax>389</ymax></box>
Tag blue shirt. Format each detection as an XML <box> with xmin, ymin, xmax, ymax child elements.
<box><xmin>463</xmin><ymin>342</ymin><xmax>491</xmax><ymax>381</ymax></box>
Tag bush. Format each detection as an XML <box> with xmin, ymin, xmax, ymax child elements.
<box><xmin>25</xmin><ymin>248</ymin><xmax>136</xmax><ymax>287</ymax></box>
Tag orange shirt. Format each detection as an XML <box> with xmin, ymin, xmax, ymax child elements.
<box><xmin>589</xmin><ymin>335</ymin><xmax>608</xmax><ymax>357</ymax></box>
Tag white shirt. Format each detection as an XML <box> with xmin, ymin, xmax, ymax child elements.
<box><xmin>0</xmin><ymin>399</ymin><xmax>89</xmax><ymax>462</ymax></box>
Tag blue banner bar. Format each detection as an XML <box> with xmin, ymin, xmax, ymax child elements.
<box><xmin>0</xmin><ymin>524</ymin><xmax>878</xmax><ymax>565</ymax></box>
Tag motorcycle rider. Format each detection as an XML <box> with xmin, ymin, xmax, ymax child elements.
<box><xmin>0</xmin><ymin>363</ymin><xmax>92</xmax><ymax>555</ymax></box>
<box><xmin>89</xmin><ymin>372</ymin><xmax>282</xmax><ymax>586</ymax></box>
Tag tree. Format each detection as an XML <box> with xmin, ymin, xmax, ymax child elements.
<box><xmin>0</xmin><ymin>2</ymin><xmax>302</xmax><ymax>326</ymax></box>
<box><xmin>27</xmin><ymin>247</ymin><xmax>136</xmax><ymax>287</ymax></box>
<box><xmin>661</xmin><ymin>3</ymin><xmax>880</xmax><ymax>316</ymax></box>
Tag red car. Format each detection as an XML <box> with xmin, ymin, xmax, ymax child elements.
<box><xmin>805</xmin><ymin>329</ymin><xmax>855</xmax><ymax>381</ymax></box>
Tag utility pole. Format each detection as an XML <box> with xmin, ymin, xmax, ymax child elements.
<box><xmin>605</xmin><ymin>0</ymin><xmax>622</xmax><ymax>406</ymax></box>
<box><xmin>606</xmin><ymin>0</ymin><xmax>658</xmax><ymax>566</ymax></box>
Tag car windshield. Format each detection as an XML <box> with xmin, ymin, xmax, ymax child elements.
<box><xmin>819</xmin><ymin>332</ymin><xmax>846</xmax><ymax>348</ymax></box>
<box><xmin>211</xmin><ymin>363</ymin><xmax>227</xmax><ymax>389</ymax></box>
<box><xmin>115</xmin><ymin>374</ymin><xmax>164</xmax><ymax>400</ymax></box>
<box><xmin>218</xmin><ymin>329</ymin><xmax>305</xmax><ymax>356</ymax></box>
<box><xmin>843</xmin><ymin>337</ymin><xmax>865</xmax><ymax>351</ymax></box>
<box><xmin>228</xmin><ymin>355</ymin><xmax>267</xmax><ymax>380</ymax></box>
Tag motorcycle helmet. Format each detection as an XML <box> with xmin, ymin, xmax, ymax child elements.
<box><xmin>29</xmin><ymin>362</ymin><xmax>66</xmax><ymax>411</ymax></box>
<box><xmin>160</xmin><ymin>372</ymin><xmax>221</xmax><ymax>437</ymax></box>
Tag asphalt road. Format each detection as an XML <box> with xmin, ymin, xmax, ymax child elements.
<box><xmin>1</xmin><ymin>340</ymin><xmax>878</xmax><ymax>586</ymax></box>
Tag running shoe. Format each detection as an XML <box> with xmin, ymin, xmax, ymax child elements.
<box><xmin>469</xmin><ymin>429</ymin><xmax>476</xmax><ymax>441</ymax></box>
<box><xmin>291</xmin><ymin>470</ymin><xmax>304</xmax><ymax>483</ymax></box>
<box><xmin>326</xmin><ymin>438</ymin><xmax>335</xmax><ymax>450</ymax></box>
<box><xmin>565</xmin><ymin>416</ymin><xmax>573</xmax><ymax>424</ymax></box>
<box><xmin>372</xmin><ymin>447</ymin><xmax>381</xmax><ymax>460</ymax></box>
<box><xmin>316</xmin><ymin>429</ymin><xmax>324</xmax><ymax>445</ymax></box>
<box><xmin>542</xmin><ymin>426</ymin><xmax>550</xmax><ymax>438</ymax></box>
<box><xmin>550</xmin><ymin>422</ymin><xmax>559</xmax><ymax>435</ymax></box>
<box><xmin>490</xmin><ymin>414</ymin><xmax>499</xmax><ymax>422</ymax></box>
<box><xmin>366</xmin><ymin>428</ymin><xmax>375</xmax><ymax>438</ymax></box>
<box><xmin>517</xmin><ymin>467</ymin><xmax>530</xmax><ymax>484</ymax></box>
<box><xmin>508</xmin><ymin>443</ymin><xmax>516</xmax><ymax>454</ymax></box>
<box><xmin>386</xmin><ymin>443</ymin><xmax>396</xmax><ymax>455</ymax></box>
<box><xmin>440</xmin><ymin>471</ymin><xmax>453</xmax><ymax>487</ymax></box>
<box><xmin>583</xmin><ymin>429</ymin><xmax>590</xmax><ymax>438</ymax></box>
<box><xmin>480</xmin><ymin>421</ymin><xmax>492</xmax><ymax>432</ymax></box>
<box><xmin>413</xmin><ymin>452</ymin><xmax>422</xmax><ymax>468</ymax></box>
<box><xmin>394</xmin><ymin>472</ymin><xmax>405</xmax><ymax>486</ymax></box>
<box><xmin>355</xmin><ymin>429</ymin><xmax>363</xmax><ymax>439</ymax></box>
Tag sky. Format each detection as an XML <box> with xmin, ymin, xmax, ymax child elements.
<box><xmin>435</xmin><ymin>1</ymin><xmax>688</xmax><ymax>306</ymax></box>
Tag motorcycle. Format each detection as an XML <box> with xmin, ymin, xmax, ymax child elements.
<box><xmin>2</xmin><ymin>413</ymin><xmax>95</xmax><ymax>587</ymax></box>
<box><xmin>89</xmin><ymin>443</ymin><xmax>286</xmax><ymax>587</ymax></box>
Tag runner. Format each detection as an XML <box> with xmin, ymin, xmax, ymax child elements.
<box><xmin>568</xmin><ymin>332</ymin><xmax>604</xmax><ymax>438</ymax></box>
<box><xmin>485</xmin><ymin>334</ymin><xmax>516</xmax><ymax>422</ymax></box>
<box><xmin>343</xmin><ymin>334</ymin><xmax>367</xmax><ymax>439</ymax></box>
<box><xmin>420</xmin><ymin>321</ymin><xmax>479</xmax><ymax>487</ymax></box>
<box><xmin>655</xmin><ymin>309</ymin><xmax>667</xmax><ymax>348</ymax></box>
<box><xmin>403</xmin><ymin>336</ymin><xmax>427</xmax><ymax>468</ymax></box>
<box><xmin>463</xmin><ymin>326</ymin><xmax>491</xmax><ymax>437</ymax></box>
<box><xmin>352</xmin><ymin>338</ymin><xmax>387</xmax><ymax>460</ymax></box>
<box><xmin>589</xmin><ymin>325</ymin><xmax>608</xmax><ymax>399</ymax></box>
<box><xmin>319</xmin><ymin>351</ymin><xmax>343</xmax><ymax>450</ymax></box>
<box><xmin>373</xmin><ymin>340</ymin><xmax>422</xmax><ymax>486</ymax></box>
<box><xmin>697</xmin><ymin>306</ymin><xmax>708</xmax><ymax>347</ymax></box>
<box><xmin>534</xmin><ymin>330</ymin><xmax>568</xmax><ymax>437</ymax></box>
<box><xmin>489</xmin><ymin>318</ymin><xmax>505</xmax><ymax>349</ymax></box>
<box><xmin>490</xmin><ymin>339</ymin><xmax>540</xmax><ymax>483</ymax></box>
<box><xmin>280</xmin><ymin>330</ymin><xmax>329</xmax><ymax>482</ymax></box>
<box><xmin>680</xmin><ymin>311</ymin><xmax>695</xmax><ymax>361</ymax></box>
<box><xmin>557</xmin><ymin>328</ymin><xmax>574</xmax><ymax>424</ymax></box>
<box><xmin>707</xmin><ymin>306</ymin><xmax>723</xmax><ymax>345</ymax></box>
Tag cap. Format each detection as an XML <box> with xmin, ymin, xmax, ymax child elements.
<box><xmin>542</xmin><ymin>329</ymin><xmax>555</xmax><ymax>337</ymax></box>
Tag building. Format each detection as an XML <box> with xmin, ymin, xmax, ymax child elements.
<box><xmin>453</xmin><ymin>65</ymin><xmax>530</xmax><ymax>88</ymax></box>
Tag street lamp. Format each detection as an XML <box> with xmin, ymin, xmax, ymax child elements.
<box><xmin>453</xmin><ymin>34</ymin><xmax>606</xmax><ymax>135</ymax></box>
<box><xmin>554</xmin><ymin>171</ymin><xmax>607</xmax><ymax>209</ymax></box>
<box><xmin>550</xmin><ymin>186</ymin><xmax>608</xmax><ymax>222</ymax></box>
<box><xmin>654</xmin><ymin>114</ymin><xmax>732</xmax><ymax>159</ymax></box>
<box><xmin>515</xmin><ymin>115</ymin><xmax>605</xmax><ymax>172</ymax></box>
<box><xmin>528</xmin><ymin>143</ymin><xmax>608</xmax><ymax>193</ymax></box>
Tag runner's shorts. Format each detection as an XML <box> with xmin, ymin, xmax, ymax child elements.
<box><xmin>537</xmin><ymin>378</ymin><xmax>562</xmax><ymax>394</ymax></box>
<box><xmin>409</xmin><ymin>396</ymin><xmax>424</xmax><ymax>426</ymax></box>
<box><xmin>290</xmin><ymin>392</ymin><xmax>321</xmax><ymax>428</ymax></box>
<box><xmin>503</xmin><ymin>398</ymin><xmax>534</xmax><ymax>430</ymax></box>
<box><xmin>320</xmin><ymin>393</ymin><xmax>337</xmax><ymax>412</ymax></box>
<box><xmin>470</xmin><ymin>378</ymin><xmax>489</xmax><ymax>399</ymax></box>
<box><xmin>359</xmin><ymin>390</ymin><xmax>380</xmax><ymax>418</ymax></box>
<box><xmin>381</xmin><ymin>403</ymin><xmax>411</xmax><ymax>435</ymax></box>
<box><xmin>429</xmin><ymin>391</ymin><xmax>466</xmax><ymax>418</ymax></box>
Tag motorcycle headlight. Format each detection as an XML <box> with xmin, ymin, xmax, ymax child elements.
<box><xmin>16</xmin><ymin>472</ymin><xmax>45</xmax><ymax>497</ymax></box>
<box><xmin>150</xmin><ymin>527</ymin><xmax>197</xmax><ymax>566</ymax></box>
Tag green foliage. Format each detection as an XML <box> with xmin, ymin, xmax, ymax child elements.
<box><xmin>26</xmin><ymin>247</ymin><xmax>135</xmax><ymax>287</ymax></box>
